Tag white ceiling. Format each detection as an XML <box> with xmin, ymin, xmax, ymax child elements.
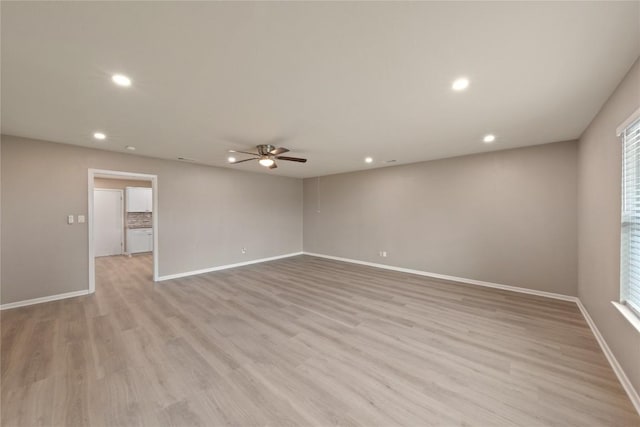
<box><xmin>2</xmin><ymin>2</ymin><xmax>639</xmax><ymax>178</ymax></box>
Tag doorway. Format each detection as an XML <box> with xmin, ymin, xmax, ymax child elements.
<box><xmin>88</xmin><ymin>169</ymin><xmax>159</xmax><ymax>293</ymax></box>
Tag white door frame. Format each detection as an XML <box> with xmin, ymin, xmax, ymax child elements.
<box><xmin>88</xmin><ymin>168</ymin><xmax>159</xmax><ymax>293</ymax></box>
<box><xmin>93</xmin><ymin>188</ymin><xmax>125</xmax><ymax>256</ymax></box>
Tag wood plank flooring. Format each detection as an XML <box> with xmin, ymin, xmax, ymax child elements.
<box><xmin>2</xmin><ymin>254</ymin><xmax>639</xmax><ymax>426</ymax></box>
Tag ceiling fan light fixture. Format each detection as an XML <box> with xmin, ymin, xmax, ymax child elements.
<box><xmin>259</xmin><ymin>157</ymin><xmax>275</xmax><ymax>167</ymax></box>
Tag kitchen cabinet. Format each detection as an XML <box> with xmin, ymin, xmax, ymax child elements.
<box><xmin>127</xmin><ymin>228</ymin><xmax>153</xmax><ymax>253</ymax></box>
<box><xmin>126</xmin><ymin>187</ymin><xmax>152</xmax><ymax>212</ymax></box>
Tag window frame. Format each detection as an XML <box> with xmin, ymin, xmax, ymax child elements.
<box><xmin>616</xmin><ymin>107</ymin><xmax>640</xmax><ymax>333</ymax></box>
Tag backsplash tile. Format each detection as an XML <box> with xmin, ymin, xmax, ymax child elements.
<box><xmin>127</xmin><ymin>212</ymin><xmax>152</xmax><ymax>229</ymax></box>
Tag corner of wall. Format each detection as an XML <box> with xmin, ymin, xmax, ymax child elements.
<box><xmin>576</xmin><ymin>56</ymin><xmax>640</xmax><ymax>407</ymax></box>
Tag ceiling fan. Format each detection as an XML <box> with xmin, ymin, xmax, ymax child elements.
<box><xmin>228</xmin><ymin>144</ymin><xmax>307</xmax><ymax>169</ymax></box>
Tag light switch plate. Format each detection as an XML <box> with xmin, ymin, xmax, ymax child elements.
<box><xmin>67</xmin><ymin>215</ymin><xmax>74</xmax><ymax>224</ymax></box>
<box><xmin>78</xmin><ymin>215</ymin><xmax>85</xmax><ymax>223</ymax></box>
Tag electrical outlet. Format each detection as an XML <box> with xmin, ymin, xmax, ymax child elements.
<box><xmin>241</xmin><ymin>248</ymin><xmax>247</xmax><ymax>254</ymax></box>
<box><xmin>379</xmin><ymin>251</ymin><xmax>388</xmax><ymax>257</ymax></box>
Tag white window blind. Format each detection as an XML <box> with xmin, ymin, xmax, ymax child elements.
<box><xmin>621</xmin><ymin>116</ymin><xmax>640</xmax><ymax>316</ymax></box>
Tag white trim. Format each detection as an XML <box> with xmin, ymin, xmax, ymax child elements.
<box><xmin>612</xmin><ymin>301</ymin><xmax>640</xmax><ymax>334</ymax></box>
<box><xmin>578</xmin><ymin>300</ymin><xmax>640</xmax><ymax>414</ymax></box>
<box><xmin>0</xmin><ymin>290</ymin><xmax>90</xmax><ymax>310</ymax></box>
<box><xmin>157</xmin><ymin>252</ymin><xmax>303</xmax><ymax>281</ymax></box>
<box><xmin>617</xmin><ymin>106</ymin><xmax>640</xmax><ymax>136</ymax></box>
<box><xmin>88</xmin><ymin>169</ymin><xmax>159</xmax><ymax>293</ymax></box>
<box><xmin>302</xmin><ymin>251</ymin><xmax>640</xmax><ymax>415</ymax></box>
<box><xmin>303</xmin><ymin>252</ymin><xmax>576</xmax><ymax>301</ymax></box>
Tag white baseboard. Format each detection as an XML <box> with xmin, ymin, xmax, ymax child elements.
<box><xmin>576</xmin><ymin>300</ymin><xmax>640</xmax><ymax>414</ymax></box>
<box><xmin>303</xmin><ymin>252</ymin><xmax>577</xmax><ymax>302</ymax></box>
<box><xmin>0</xmin><ymin>289</ymin><xmax>90</xmax><ymax>310</ymax></box>
<box><xmin>156</xmin><ymin>252</ymin><xmax>304</xmax><ymax>281</ymax></box>
<box><xmin>0</xmin><ymin>252</ymin><xmax>305</xmax><ymax>309</ymax></box>
<box><xmin>302</xmin><ymin>251</ymin><xmax>640</xmax><ymax>415</ymax></box>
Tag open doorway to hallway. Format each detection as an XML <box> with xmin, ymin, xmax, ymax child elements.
<box><xmin>88</xmin><ymin>169</ymin><xmax>159</xmax><ymax>294</ymax></box>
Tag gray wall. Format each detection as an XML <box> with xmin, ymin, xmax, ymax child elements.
<box><xmin>94</xmin><ymin>178</ymin><xmax>151</xmax><ymax>190</ymax></box>
<box><xmin>1</xmin><ymin>135</ymin><xmax>303</xmax><ymax>304</ymax></box>
<box><xmin>304</xmin><ymin>140</ymin><xmax>578</xmax><ymax>296</ymax></box>
<box><xmin>578</xmin><ymin>58</ymin><xmax>640</xmax><ymax>394</ymax></box>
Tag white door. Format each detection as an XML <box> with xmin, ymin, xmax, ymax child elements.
<box><xmin>94</xmin><ymin>189</ymin><xmax>123</xmax><ymax>257</ymax></box>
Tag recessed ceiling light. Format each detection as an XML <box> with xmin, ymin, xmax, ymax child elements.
<box><xmin>93</xmin><ymin>132</ymin><xmax>106</xmax><ymax>140</ymax></box>
<box><xmin>228</xmin><ymin>156</ymin><xmax>237</xmax><ymax>163</ymax></box>
<box><xmin>452</xmin><ymin>77</ymin><xmax>470</xmax><ymax>91</ymax></box>
<box><xmin>125</xmin><ymin>145</ymin><xmax>136</xmax><ymax>151</ymax></box>
<box><xmin>483</xmin><ymin>134</ymin><xmax>496</xmax><ymax>143</ymax></box>
<box><xmin>112</xmin><ymin>74</ymin><xmax>132</xmax><ymax>87</ymax></box>
<box><xmin>365</xmin><ymin>157</ymin><xmax>373</xmax><ymax>164</ymax></box>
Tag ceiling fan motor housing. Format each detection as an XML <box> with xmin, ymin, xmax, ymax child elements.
<box><xmin>257</xmin><ymin>144</ymin><xmax>276</xmax><ymax>156</ymax></box>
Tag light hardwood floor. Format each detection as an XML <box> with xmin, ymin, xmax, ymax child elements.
<box><xmin>2</xmin><ymin>254</ymin><xmax>639</xmax><ymax>426</ymax></box>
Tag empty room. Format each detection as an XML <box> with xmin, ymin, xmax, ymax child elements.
<box><xmin>2</xmin><ymin>1</ymin><xmax>640</xmax><ymax>426</ymax></box>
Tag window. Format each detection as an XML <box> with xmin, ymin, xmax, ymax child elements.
<box><xmin>620</xmin><ymin>116</ymin><xmax>640</xmax><ymax>318</ymax></box>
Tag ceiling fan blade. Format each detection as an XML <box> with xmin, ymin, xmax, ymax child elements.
<box><xmin>270</xmin><ymin>147</ymin><xmax>290</xmax><ymax>156</ymax></box>
<box><xmin>269</xmin><ymin>162</ymin><xmax>278</xmax><ymax>169</ymax></box>
<box><xmin>231</xmin><ymin>157</ymin><xmax>258</xmax><ymax>164</ymax></box>
<box><xmin>229</xmin><ymin>150</ymin><xmax>259</xmax><ymax>156</ymax></box>
<box><xmin>276</xmin><ymin>156</ymin><xmax>307</xmax><ymax>163</ymax></box>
